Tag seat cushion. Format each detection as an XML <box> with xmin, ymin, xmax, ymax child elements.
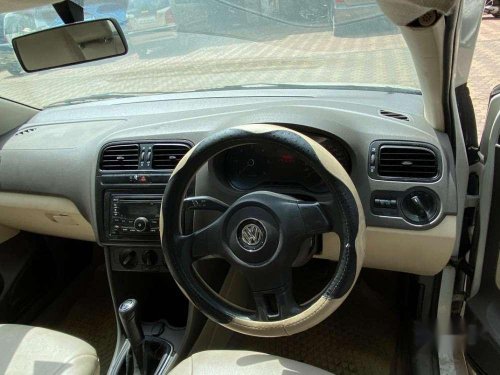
<box><xmin>0</xmin><ymin>324</ymin><xmax>99</xmax><ymax>375</ymax></box>
<box><xmin>169</xmin><ymin>350</ymin><xmax>332</xmax><ymax>375</ymax></box>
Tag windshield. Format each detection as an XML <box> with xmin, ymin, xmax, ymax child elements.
<box><xmin>0</xmin><ymin>0</ymin><xmax>419</xmax><ymax>108</ymax></box>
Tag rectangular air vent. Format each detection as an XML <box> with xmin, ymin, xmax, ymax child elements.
<box><xmin>100</xmin><ymin>144</ymin><xmax>139</xmax><ymax>170</ymax></box>
<box><xmin>152</xmin><ymin>143</ymin><xmax>190</xmax><ymax>170</ymax></box>
<box><xmin>379</xmin><ymin>110</ymin><xmax>410</xmax><ymax>122</ymax></box>
<box><xmin>378</xmin><ymin>145</ymin><xmax>438</xmax><ymax>179</ymax></box>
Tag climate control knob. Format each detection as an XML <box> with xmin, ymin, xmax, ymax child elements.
<box><xmin>134</xmin><ymin>217</ymin><xmax>149</xmax><ymax>232</ymax></box>
<box><xmin>142</xmin><ymin>250</ymin><xmax>158</xmax><ymax>267</ymax></box>
<box><xmin>119</xmin><ymin>249</ymin><xmax>138</xmax><ymax>269</ymax></box>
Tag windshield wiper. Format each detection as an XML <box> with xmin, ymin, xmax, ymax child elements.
<box><xmin>46</xmin><ymin>91</ymin><xmax>170</xmax><ymax>108</ymax></box>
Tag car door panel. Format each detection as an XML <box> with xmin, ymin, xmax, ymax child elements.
<box><xmin>465</xmin><ymin>87</ymin><xmax>500</xmax><ymax>374</ymax></box>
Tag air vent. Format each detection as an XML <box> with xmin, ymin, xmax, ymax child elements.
<box><xmin>378</xmin><ymin>145</ymin><xmax>438</xmax><ymax>179</ymax></box>
<box><xmin>379</xmin><ymin>110</ymin><xmax>410</xmax><ymax>122</ymax></box>
<box><xmin>152</xmin><ymin>143</ymin><xmax>190</xmax><ymax>170</ymax></box>
<box><xmin>100</xmin><ymin>144</ymin><xmax>139</xmax><ymax>170</ymax></box>
<box><xmin>15</xmin><ymin>127</ymin><xmax>37</xmax><ymax>136</ymax></box>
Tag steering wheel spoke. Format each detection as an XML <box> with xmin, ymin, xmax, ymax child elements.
<box><xmin>298</xmin><ymin>201</ymin><xmax>333</xmax><ymax>235</ymax></box>
<box><xmin>248</xmin><ymin>271</ymin><xmax>300</xmax><ymax>321</ymax></box>
<box><xmin>176</xmin><ymin>217</ymin><xmax>225</xmax><ymax>261</ymax></box>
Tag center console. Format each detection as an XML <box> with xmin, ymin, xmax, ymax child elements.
<box><xmin>99</xmin><ymin>189</ymin><xmax>167</xmax><ymax>273</ymax></box>
<box><xmin>95</xmin><ymin>140</ymin><xmax>193</xmax><ymax>273</ymax></box>
<box><xmin>96</xmin><ymin>141</ymin><xmax>197</xmax><ymax>375</ymax></box>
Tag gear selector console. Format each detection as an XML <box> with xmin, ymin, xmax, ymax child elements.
<box><xmin>114</xmin><ymin>299</ymin><xmax>174</xmax><ymax>375</ymax></box>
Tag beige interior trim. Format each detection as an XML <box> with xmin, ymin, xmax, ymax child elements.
<box><xmin>170</xmin><ymin>350</ymin><xmax>332</xmax><ymax>375</ymax></box>
<box><xmin>376</xmin><ymin>0</ymin><xmax>457</xmax><ymax>26</ymax></box>
<box><xmin>0</xmin><ymin>224</ymin><xmax>19</xmax><ymax>245</ymax></box>
<box><xmin>319</xmin><ymin>215</ymin><xmax>457</xmax><ymax>275</ymax></box>
<box><xmin>401</xmin><ymin>17</ymin><xmax>446</xmax><ymax>131</ymax></box>
<box><xmin>0</xmin><ymin>324</ymin><xmax>100</xmax><ymax>375</ymax></box>
<box><xmin>0</xmin><ymin>192</ymin><xmax>95</xmax><ymax>242</ymax></box>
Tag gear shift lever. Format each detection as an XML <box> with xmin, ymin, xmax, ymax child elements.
<box><xmin>119</xmin><ymin>299</ymin><xmax>144</xmax><ymax>373</ymax></box>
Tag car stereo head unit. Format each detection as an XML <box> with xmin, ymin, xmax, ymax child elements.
<box><xmin>108</xmin><ymin>194</ymin><xmax>162</xmax><ymax>239</ymax></box>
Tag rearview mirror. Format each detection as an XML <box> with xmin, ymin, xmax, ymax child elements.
<box><xmin>12</xmin><ymin>19</ymin><xmax>127</xmax><ymax>72</ymax></box>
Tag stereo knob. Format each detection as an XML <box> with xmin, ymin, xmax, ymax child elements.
<box><xmin>134</xmin><ymin>217</ymin><xmax>149</xmax><ymax>232</ymax></box>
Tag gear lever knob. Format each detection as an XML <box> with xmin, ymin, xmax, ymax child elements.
<box><xmin>119</xmin><ymin>299</ymin><xmax>144</xmax><ymax>371</ymax></box>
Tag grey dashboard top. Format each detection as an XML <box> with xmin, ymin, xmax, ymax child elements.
<box><xmin>0</xmin><ymin>88</ymin><xmax>457</xmax><ymax>232</ymax></box>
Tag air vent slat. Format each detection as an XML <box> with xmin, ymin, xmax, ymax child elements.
<box><xmin>102</xmin><ymin>154</ymin><xmax>138</xmax><ymax>157</ymax></box>
<box><xmin>379</xmin><ymin>110</ymin><xmax>410</xmax><ymax>122</ymax></box>
<box><xmin>102</xmin><ymin>151</ymin><xmax>139</xmax><ymax>154</ymax></box>
<box><xmin>378</xmin><ymin>145</ymin><xmax>438</xmax><ymax>180</ymax></box>
<box><xmin>380</xmin><ymin>159</ymin><xmax>436</xmax><ymax>163</ymax></box>
<box><xmin>380</xmin><ymin>157</ymin><xmax>435</xmax><ymax>161</ymax></box>
<box><xmin>380</xmin><ymin>162</ymin><xmax>436</xmax><ymax>166</ymax></box>
<box><xmin>100</xmin><ymin>144</ymin><xmax>139</xmax><ymax>170</ymax></box>
<box><xmin>380</xmin><ymin>170</ymin><xmax>435</xmax><ymax>174</ymax></box>
<box><xmin>155</xmin><ymin>145</ymin><xmax>185</xmax><ymax>151</ymax></box>
<box><xmin>152</xmin><ymin>143</ymin><xmax>190</xmax><ymax>170</ymax></box>
<box><xmin>379</xmin><ymin>164</ymin><xmax>436</xmax><ymax>168</ymax></box>
<box><xmin>104</xmin><ymin>145</ymin><xmax>137</xmax><ymax>149</ymax></box>
<box><xmin>381</xmin><ymin>151</ymin><xmax>434</xmax><ymax>154</ymax></box>
<box><xmin>153</xmin><ymin>153</ymin><xmax>189</xmax><ymax>156</ymax></box>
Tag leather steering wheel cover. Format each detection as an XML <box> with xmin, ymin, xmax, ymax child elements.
<box><xmin>161</xmin><ymin>124</ymin><xmax>366</xmax><ymax>337</ymax></box>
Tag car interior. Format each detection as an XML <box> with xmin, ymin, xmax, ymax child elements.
<box><xmin>0</xmin><ymin>0</ymin><xmax>499</xmax><ymax>374</ymax></box>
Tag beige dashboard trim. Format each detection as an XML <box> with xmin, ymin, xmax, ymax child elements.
<box><xmin>0</xmin><ymin>192</ymin><xmax>95</xmax><ymax>242</ymax></box>
<box><xmin>0</xmin><ymin>190</ymin><xmax>456</xmax><ymax>274</ymax></box>
<box><xmin>319</xmin><ymin>215</ymin><xmax>457</xmax><ymax>276</ymax></box>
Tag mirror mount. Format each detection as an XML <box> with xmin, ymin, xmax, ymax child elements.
<box><xmin>53</xmin><ymin>0</ymin><xmax>84</xmax><ymax>24</ymax></box>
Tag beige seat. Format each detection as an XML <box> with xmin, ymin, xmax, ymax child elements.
<box><xmin>0</xmin><ymin>324</ymin><xmax>99</xmax><ymax>375</ymax></box>
<box><xmin>169</xmin><ymin>350</ymin><xmax>332</xmax><ymax>375</ymax></box>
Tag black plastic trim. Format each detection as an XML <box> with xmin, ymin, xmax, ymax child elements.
<box><xmin>370</xmin><ymin>187</ymin><xmax>441</xmax><ymax>227</ymax></box>
<box><xmin>97</xmin><ymin>139</ymin><xmax>193</xmax><ymax>174</ymax></box>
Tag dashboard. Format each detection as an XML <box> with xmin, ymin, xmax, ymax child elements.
<box><xmin>0</xmin><ymin>88</ymin><xmax>458</xmax><ymax>276</ymax></box>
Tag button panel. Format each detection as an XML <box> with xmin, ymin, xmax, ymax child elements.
<box><xmin>371</xmin><ymin>191</ymin><xmax>400</xmax><ymax>217</ymax></box>
<box><xmin>139</xmin><ymin>144</ymin><xmax>153</xmax><ymax>169</ymax></box>
<box><xmin>369</xmin><ymin>145</ymin><xmax>377</xmax><ymax>174</ymax></box>
<box><xmin>373</xmin><ymin>198</ymin><xmax>397</xmax><ymax>209</ymax></box>
<box><xmin>370</xmin><ymin>189</ymin><xmax>440</xmax><ymax>225</ymax></box>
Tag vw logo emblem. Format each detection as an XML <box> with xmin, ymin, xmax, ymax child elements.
<box><xmin>237</xmin><ymin>219</ymin><xmax>267</xmax><ymax>252</ymax></box>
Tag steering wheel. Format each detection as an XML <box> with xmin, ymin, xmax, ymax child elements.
<box><xmin>160</xmin><ymin>124</ymin><xmax>365</xmax><ymax>337</ymax></box>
